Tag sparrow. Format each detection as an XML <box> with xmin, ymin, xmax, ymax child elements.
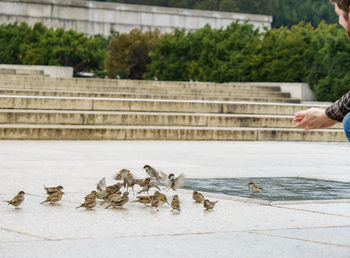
<box><xmin>160</xmin><ymin>171</ymin><xmax>186</xmax><ymax>191</ymax></box>
<box><xmin>143</xmin><ymin>165</ymin><xmax>162</xmax><ymax>183</ymax></box>
<box><xmin>248</xmin><ymin>181</ymin><xmax>263</xmax><ymax>194</ymax></box>
<box><xmin>106</xmin><ymin>184</ymin><xmax>122</xmax><ymax>195</ymax></box>
<box><xmin>137</xmin><ymin>178</ymin><xmax>161</xmax><ymax>195</ymax></box>
<box><xmin>113</xmin><ymin>169</ymin><xmax>131</xmax><ymax>188</ymax></box>
<box><xmin>133</xmin><ymin>195</ymin><xmax>153</xmax><ymax>206</ymax></box>
<box><xmin>95</xmin><ymin>178</ymin><xmax>109</xmax><ymax>199</ymax></box>
<box><xmin>40</xmin><ymin>191</ymin><xmax>64</xmax><ymax>204</ymax></box>
<box><xmin>192</xmin><ymin>190</ymin><xmax>204</xmax><ymax>203</ymax></box>
<box><xmin>76</xmin><ymin>196</ymin><xmax>97</xmax><ymax>210</ymax></box>
<box><xmin>97</xmin><ymin>177</ymin><xmax>107</xmax><ymax>192</ymax></box>
<box><xmin>43</xmin><ymin>185</ymin><xmax>64</xmax><ymax>194</ymax></box>
<box><xmin>105</xmin><ymin>192</ymin><xmax>129</xmax><ymax>209</ymax></box>
<box><xmin>113</xmin><ymin>169</ymin><xmax>138</xmax><ymax>193</ymax></box>
<box><xmin>84</xmin><ymin>190</ymin><xmax>98</xmax><ymax>201</ymax></box>
<box><xmin>171</xmin><ymin>195</ymin><xmax>181</xmax><ymax>212</ymax></box>
<box><xmin>96</xmin><ymin>178</ymin><xmax>122</xmax><ymax>200</ymax></box>
<box><xmin>100</xmin><ymin>191</ymin><xmax>122</xmax><ymax>205</ymax></box>
<box><xmin>153</xmin><ymin>190</ymin><xmax>168</xmax><ymax>204</ymax></box>
<box><xmin>4</xmin><ymin>191</ymin><xmax>25</xmax><ymax>207</ymax></box>
<box><xmin>151</xmin><ymin>195</ymin><xmax>161</xmax><ymax>211</ymax></box>
<box><xmin>203</xmin><ymin>199</ymin><xmax>218</xmax><ymax>210</ymax></box>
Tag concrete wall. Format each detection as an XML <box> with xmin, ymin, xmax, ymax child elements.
<box><xmin>0</xmin><ymin>0</ymin><xmax>272</xmax><ymax>36</ymax></box>
<box><xmin>0</xmin><ymin>64</ymin><xmax>73</xmax><ymax>78</ymax></box>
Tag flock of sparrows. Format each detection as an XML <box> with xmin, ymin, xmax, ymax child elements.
<box><xmin>3</xmin><ymin>165</ymin><xmax>226</xmax><ymax>212</ymax></box>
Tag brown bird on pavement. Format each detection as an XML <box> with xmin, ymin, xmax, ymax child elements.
<box><xmin>76</xmin><ymin>192</ymin><xmax>97</xmax><ymax>210</ymax></box>
<box><xmin>203</xmin><ymin>199</ymin><xmax>218</xmax><ymax>210</ymax></box>
<box><xmin>137</xmin><ymin>178</ymin><xmax>161</xmax><ymax>195</ymax></box>
<box><xmin>43</xmin><ymin>185</ymin><xmax>64</xmax><ymax>194</ymax></box>
<box><xmin>153</xmin><ymin>191</ymin><xmax>168</xmax><ymax>205</ymax></box>
<box><xmin>133</xmin><ymin>195</ymin><xmax>153</xmax><ymax>206</ymax></box>
<box><xmin>40</xmin><ymin>191</ymin><xmax>64</xmax><ymax>204</ymax></box>
<box><xmin>192</xmin><ymin>191</ymin><xmax>204</xmax><ymax>203</ymax></box>
<box><xmin>171</xmin><ymin>195</ymin><xmax>181</xmax><ymax>212</ymax></box>
<box><xmin>151</xmin><ymin>195</ymin><xmax>161</xmax><ymax>211</ymax></box>
<box><xmin>105</xmin><ymin>192</ymin><xmax>129</xmax><ymax>209</ymax></box>
<box><xmin>4</xmin><ymin>191</ymin><xmax>25</xmax><ymax>207</ymax></box>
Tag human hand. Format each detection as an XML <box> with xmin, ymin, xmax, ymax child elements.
<box><xmin>293</xmin><ymin>108</ymin><xmax>338</xmax><ymax>130</ymax></box>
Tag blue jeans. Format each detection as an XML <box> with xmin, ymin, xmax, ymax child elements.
<box><xmin>343</xmin><ymin>112</ymin><xmax>350</xmax><ymax>142</ymax></box>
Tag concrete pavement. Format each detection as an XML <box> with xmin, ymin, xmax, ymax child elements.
<box><xmin>1</xmin><ymin>141</ymin><xmax>350</xmax><ymax>257</ymax></box>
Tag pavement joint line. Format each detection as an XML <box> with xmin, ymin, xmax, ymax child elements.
<box><xmin>247</xmin><ymin>231</ymin><xmax>350</xmax><ymax>249</ymax></box>
<box><xmin>0</xmin><ymin>239</ymin><xmax>45</xmax><ymax>244</ymax></box>
<box><xmin>15</xmin><ymin>225</ymin><xmax>350</xmax><ymax>243</ymax></box>
<box><xmin>270</xmin><ymin>205</ymin><xmax>350</xmax><ymax>219</ymax></box>
<box><xmin>0</xmin><ymin>227</ymin><xmax>52</xmax><ymax>241</ymax></box>
<box><xmin>247</xmin><ymin>224</ymin><xmax>350</xmax><ymax>232</ymax></box>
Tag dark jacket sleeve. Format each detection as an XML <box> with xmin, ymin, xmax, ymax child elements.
<box><xmin>325</xmin><ymin>90</ymin><xmax>350</xmax><ymax>122</ymax></box>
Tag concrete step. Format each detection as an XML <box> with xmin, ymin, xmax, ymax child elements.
<box><xmin>0</xmin><ymin>95</ymin><xmax>318</xmax><ymax>114</ymax></box>
<box><xmin>0</xmin><ymin>75</ymin><xmax>282</xmax><ymax>91</ymax></box>
<box><xmin>0</xmin><ymin>81</ymin><xmax>290</xmax><ymax>98</ymax></box>
<box><xmin>0</xmin><ymin>89</ymin><xmax>300</xmax><ymax>103</ymax></box>
<box><xmin>0</xmin><ymin>109</ymin><xmax>342</xmax><ymax>129</ymax></box>
<box><xmin>0</xmin><ymin>124</ymin><xmax>345</xmax><ymax>141</ymax></box>
<box><xmin>0</xmin><ymin>69</ymin><xmax>45</xmax><ymax>76</ymax></box>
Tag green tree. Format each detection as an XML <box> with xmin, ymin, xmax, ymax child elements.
<box><xmin>272</xmin><ymin>0</ymin><xmax>337</xmax><ymax>28</ymax></box>
<box><xmin>0</xmin><ymin>22</ymin><xmax>31</xmax><ymax>64</ymax></box>
<box><xmin>0</xmin><ymin>22</ymin><xmax>107</xmax><ymax>75</ymax></box>
<box><xmin>105</xmin><ymin>28</ymin><xmax>160</xmax><ymax>79</ymax></box>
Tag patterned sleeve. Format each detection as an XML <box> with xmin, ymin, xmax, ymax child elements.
<box><xmin>325</xmin><ymin>90</ymin><xmax>350</xmax><ymax>122</ymax></box>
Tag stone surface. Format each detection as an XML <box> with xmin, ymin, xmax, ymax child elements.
<box><xmin>0</xmin><ymin>75</ymin><xmax>344</xmax><ymax>141</ymax></box>
<box><xmin>0</xmin><ymin>0</ymin><xmax>272</xmax><ymax>36</ymax></box>
<box><xmin>1</xmin><ymin>141</ymin><xmax>350</xmax><ymax>257</ymax></box>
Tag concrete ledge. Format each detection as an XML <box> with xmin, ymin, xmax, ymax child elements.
<box><xmin>0</xmin><ymin>65</ymin><xmax>73</xmax><ymax>78</ymax></box>
<box><xmin>0</xmin><ymin>125</ymin><xmax>346</xmax><ymax>141</ymax></box>
<box><xmin>0</xmin><ymin>0</ymin><xmax>272</xmax><ymax>36</ymax></box>
<box><xmin>227</xmin><ymin>82</ymin><xmax>315</xmax><ymax>101</ymax></box>
<box><xmin>0</xmin><ymin>110</ymin><xmax>342</xmax><ymax>129</ymax></box>
<box><xmin>0</xmin><ymin>88</ymin><xmax>300</xmax><ymax>103</ymax></box>
<box><xmin>0</xmin><ymin>96</ymin><xmax>328</xmax><ymax>114</ymax></box>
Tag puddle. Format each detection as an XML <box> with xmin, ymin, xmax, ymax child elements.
<box><xmin>183</xmin><ymin>177</ymin><xmax>350</xmax><ymax>202</ymax></box>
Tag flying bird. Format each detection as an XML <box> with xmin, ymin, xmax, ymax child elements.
<box><xmin>159</xmin><ymin>171</ymin><xmax>186</xmax><ymax>191</ymax></box>
<box><xmin>143</xmin><ymin>165</ymin><xmax>162</xmax><ymax>183</ymax></box>
<box><xmin>43</xmin><ymin>185</ymin><xmax>64</xmax><ymax>194</ymax></box>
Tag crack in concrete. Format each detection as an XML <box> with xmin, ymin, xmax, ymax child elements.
<box><xmin>248</xmin><ymin>231</ymin><xmax>350</xmax><ymax>249</ymax></box>
<box><xmin>0</xmin><ymin>227</ymin><xmax>52</xmax><ymax>241</ymax></box>
<box><xmin>5</xmin><ymin>224</ymin><xmax>347</xmax><ymax>245</ymax></box>
<box><xmin>270</xmin><ymin>204</ymin><xmax>350</xmax><ymax>219</ymax></box>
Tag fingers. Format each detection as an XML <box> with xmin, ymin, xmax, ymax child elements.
<box><xmin>296</xmin><ymin>117</ymin><xmax>310</xmax><ymax>129</ymax></box>
<box><xmin>294</xmin><ymin>110</ymin><xmax>307</xmax><ymax>118</ymax></box>
<box><xmin>293</xmin><ymin>111</ymin><xmax>307</xmax><ymax>126</ymax></box>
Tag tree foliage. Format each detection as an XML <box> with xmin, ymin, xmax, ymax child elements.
<box><xmin>104</xmin><ymin>28</ymin><xmax>160</xmax><ymax>79</ymax></box>
<box><xmin>144</xmin><ymin>22</ymin><xmax>350</xmax><ymax>102</ymax></box>
<box><xmin>0</xmin><ymin>22</ymin><xmax>108</xmax><ymax>75</ymax></box>
<box><xmin>272</xmin><ymin>0</ymin><xmax>337</xmax><ymax>28</ymax></box>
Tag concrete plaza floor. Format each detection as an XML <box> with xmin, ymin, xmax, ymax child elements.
<box><xmin>1</xmin><ymin>140</ymin><xmax>350</xmax><ymax>257</ymax></box>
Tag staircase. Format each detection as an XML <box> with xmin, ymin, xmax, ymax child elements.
<box><xmin>0</xmin><ymin>69</ymin><xmax>346</xmax><ymax>141</ymax></box>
